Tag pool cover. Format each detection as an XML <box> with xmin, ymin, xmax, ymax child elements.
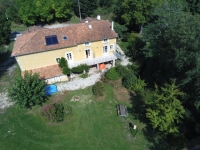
<box><xmin>44</xmin><ymin>85</ymin><xmax>58</xmax><ymax>96</ymax></box>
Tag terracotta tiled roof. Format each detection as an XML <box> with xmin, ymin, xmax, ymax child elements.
<box><xmin>12</xmin><ymin>20</ymin><xmax>117</xmax><ymax>57</ymax></box>
<box><xmin>21</xmin><ymin>64</ymin><xmax>63</xmax><ymax>79</ymax></box>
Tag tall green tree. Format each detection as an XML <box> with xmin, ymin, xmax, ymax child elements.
<box><xmin>17</xmin><ymin>0</ymin><xmax>72</xmax><ymax>25</ymax></box>
<box><xmin>8</xmin><ymin>71</ymin><xmax>48</xmax><ymax>108</ymax></box>
<box><xmin>120</xmin><ymin>0</ymin><xmax>163</xmax><ymax>28</ymax></box>
<box><xmin>140</xmin><ymin>0</ymin><xmax>200</xmax><ymax>138</ymax></box>
<box><xmin>146</xmin><ymin>81</ymin><xmax>185</xmax><ymax>134</ymax></box>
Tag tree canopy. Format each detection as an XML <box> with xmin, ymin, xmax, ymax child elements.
<box><xmin>8</xmin><ymin>71</ymin><xmax>48</xmax><ymax>108</ymax></box>
<box><xmin>146</xmin><ymin>81</ymin><xmax>185</xmax><ymax>134</ymax></box>
<box><xmin>17</xmin><ymin>0</ymin><xmax>72</xmax><ymax>25</ymax></box>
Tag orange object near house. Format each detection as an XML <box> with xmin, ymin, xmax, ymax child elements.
<box><xmin>99</xmin><ymin>63</ymin><xmax>106</xmax><ymax>70</ymax></box>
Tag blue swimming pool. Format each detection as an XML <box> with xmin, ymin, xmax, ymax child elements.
<box><xmin>44</xmin><ymin>85</ymin><xmax>58</xmax><ymax>96</ymax></box>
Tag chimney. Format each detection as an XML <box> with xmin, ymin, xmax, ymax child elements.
<box><xmin>111</xmin><ymin>21</ymin><xmax>114</xmax><ymax>30</ymax></box>
<box><xmin>97</xmin><ymin>15</ymin><xmax>101</xmax><ymax>20</ymax></box>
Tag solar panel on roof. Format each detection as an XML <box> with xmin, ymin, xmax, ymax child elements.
<box><xmin>45</xmin><ymin>35</ymin><xmax>58</xmax><ymax>46</ymax></box>
<box><xmin>45</xmin><ymin>37</ymin><xmax>52</xmax><ymax>45</ymax></box>
<box><xmin>52</xmin><ymin>36</ymin><xmax>58</xmax><ymax>44</ymax></box>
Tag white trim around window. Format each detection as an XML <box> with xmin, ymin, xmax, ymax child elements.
<box><xmin>103</xmin><ymin>45</ymin><xmax>108</xmax><ymax>53</ymax></box>
<box><xmin>65</xmin><ymin>52</ymin><xmax>73</xmax><ymax>61</ymax></box>
<box><xmin>109</xmin><ymin>44</ymin><xmax>114</xmax><ymax>51</ymax></box>
<box><xmin>103</xmin><ymin>38</ymin><xmax>109</xmax><ymax>43</ymax></box>
<box><xmin>84</xmin><ymin>42</ymin><xmax>91</xmax><ymax>46</ymax></box>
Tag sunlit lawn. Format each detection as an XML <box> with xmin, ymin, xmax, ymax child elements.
<box><xmin>0</xmin><ymin>83</ymin><xmax>169</xmax><ymax>150</ymax></box>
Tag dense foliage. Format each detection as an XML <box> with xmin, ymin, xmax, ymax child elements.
<box><xmin>17</xmin><ymin>0</ymin><xmax>72</xmax><ymax>25</ymax></box>
<box><xmin>41</xmin><ymin>103</ymin><xmax>65</xmax><ymax>122</ymax></box>
<box><xmin>8</xmin><ymin>71</ymin><xmax>48</xmax><ymax>108</ymax></box>
<box><xmin>93</xmin><ymin>81</ymin><xmax>104</xmax><ymax>97</ymax></box>
<box><xmin>146</xmin><ymin>81</ymin><xmax>185</xmax><ymax>134</ymax></box>
<box><xmin>105</xmin><ymin>67</ymin><xmax>119</xmax><ymax>80</ymax></box>
<box><xmin>71</xmin><ymin>64</ymin><xmax>89</xmax><ymax>74</ymax></box>
<box><xmin>0</xmin><ymin>9</ymin><xmax>11</xmax><ymax>51</ymax></box>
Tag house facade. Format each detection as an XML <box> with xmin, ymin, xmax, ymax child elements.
<box><xmin>11</xmin><ymin>18</ymin><xmax>118</xmax><ymax>83</ymax></box>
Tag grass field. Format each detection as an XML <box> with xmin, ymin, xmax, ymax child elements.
<box><xmin>0</xmin><ymin>82</ymin><xmax>169</xmax><ymax>150</ymax></box>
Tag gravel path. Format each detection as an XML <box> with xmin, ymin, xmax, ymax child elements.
<box><xmin>56</xmin><ymin>72</ymin><xmax>102</xmax><ymax>92</ymax></box>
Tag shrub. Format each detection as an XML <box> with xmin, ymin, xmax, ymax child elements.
<box><xmin>41</xmin><ymin>103</ymin><xmax>65</xmax><ymax>122</ymax></box>
<box><xmin>41</xmin><ymin>104</ymin><xmax>56</xmax><ymax>121</ymax></box>
<box><xmin>71</xmin><ymin>64</ymin><xmax>89</xmax><ymax>74</ymax></box>
<box><xmin>122</xmin><ymin>74</ymin><xmax>137</xmax><ymax>89</ymax></box>
<box><xmin>8</xmin><ymin>71</ymin><xmax>48</xmax><ymax>108</ymax></box>
<box><xmin>81</xmin><ymin>64</ymin><xmax>89</xmax><ymax>72</ymax></box>
<box><xmin>122</xmin><ymin>74</ymin><xmax>146</xmax><ymax>94</ymax></box>
<box><xmin>54</xmin><ymin>103</ymin><xmax>64</xmax><ymax>122</ymax></box>
<box><xmin>58</xmin><ymin>57</ymin><xmax>68</xmax><ymax>68</ymax></box>
<box><xmin>115</xmin><ymin>65</ymin><xmax>131</xmax><ymax>78</ymax></box>
<box><xmin>62</xmin><ymin>67</ymin><xmax>71</xmax><ymax>76</ymax></box>
<box><xmin>105</xmin><ymin>67</ymin><xmax>119</xmax><ymax>80</ymax></box>
<box><xmin>93</xmin><ymin>81</ymin><xmax>104</xmax><ymax>97</ymax></box>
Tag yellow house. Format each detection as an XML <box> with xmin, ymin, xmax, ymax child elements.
<box><xmin>11</xmin><ymin>17</ymin><xmax>118</xmax><ymax>83</ymax></box>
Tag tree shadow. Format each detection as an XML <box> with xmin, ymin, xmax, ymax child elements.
<box><xmin>0</xmin><ymin>56</ymin><xmax>16</xmax><ymax>78</ymax></box>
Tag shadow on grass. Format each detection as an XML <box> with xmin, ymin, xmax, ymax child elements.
<box><xmin>0</xmin><ymin>56</ymin><xmax>16</xmax><ymax>78</ymax></box>
<box><xmin>127</xmin><ymin>91</ymin><xmax>171</xmax><ymax>150</ymax></box>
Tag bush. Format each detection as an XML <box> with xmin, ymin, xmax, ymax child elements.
<box><xmin>59</xmin><ymin>57</ymin><xmax>68</xmax><ymax>68</ymax></box>
<box><xmin>54</xmin><ymin>103</ymin><xmax>64</xmax><ymax>122</ymax></box>
<box><xmin>122</xmin><ymin>74</ymin><xmax>137</xmax><ymax>89</ymax></box>
<box><xmin>93</xmin><ymin>81</ymin><xmax>104</xmax><ymax>97</ymax></box>
<box><xmin>62</xmin><ymin>67</ymin><xmax>71</xmax><ymax>76</ymax></box>
<box><xmin>105</xmin><ymin>67</ymin><xmax>119</xmax><ymax>80</ymax></box>
<box><xmin>8</xmin><ymin>71</ymin><xmax>48</xmax><ymax>108</ymax></box>
<box><xmin>41</xmin><ymin>104</ymin><xmax>56</xmax><ymax>121</ymax></box>
<box><xmin>41</xmin><ymin>103</ymin><xmax>65</xmax><ymax>122</ymax></box>
<box><xmin>122</xmin><ymin>74</ymin><xmax>146</xmax><ymax>94</ymax></box>
<box><xmin>71</xmin><ymin>64</ymin><xmax>89</xmax><ymax>74</ymax></box>
<box><xmin>115</xmin><ymin>65</ymin><xmax>132</xmax><ymax>78</ymax></box>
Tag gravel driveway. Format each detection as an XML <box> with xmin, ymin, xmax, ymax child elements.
<box><xmin>56</xmin><ymin>72</ymin><xmax>102</xmax><ymax>92</ymax></box>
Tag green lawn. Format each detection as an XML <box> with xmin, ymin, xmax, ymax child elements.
<box><xmin>0</xmin><ymin>84</ymin><xmax>169</xmax><ymax>150</ymax></box>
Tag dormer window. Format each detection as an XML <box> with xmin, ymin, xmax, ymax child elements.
<box><xmin>45</xmin><ymin>35</ymin><xmax>58</xmax><ymax>46</ymax></box>
<box><xmin>63</xmin><ymin>36</ymin><xmax>68</xmax><ymax>40</ymax></box>
<box><xmin>84</xmin><ymin>42</ymin><xmax>90</xmax><ymax>46</ymax></box>
<box><xmin>103</xmin><ymin>38</ymin><xmax>108</xmax><ymax>43</ymax></box>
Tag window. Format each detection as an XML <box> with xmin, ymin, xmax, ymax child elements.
<box><xmin>45</xmin><ymin>35</ymin><xmax>58</xmax><ymax>46</ymax></box>
<box><xmin>103</xmin><ymin>38</ymin><xmax>108</xmax><ymax>43</ymax></box>
<box><xmin>63</xmin><ymin>36</ymin><xmax>68</xmax><ymax>40</ymax></box>
<box><xmin>66</xmin><ymin>53</ymin><xmax>73</xmax><ymax>61</ymax></box>
<box><xmin>56</xmin><ymin>58</ymin><xmax>60</xmax><ymax>63</ymax></box>
<box><xmin>85</xmin><ymin>49</ymin><xmax>91</xmax><ymax>58</ymax></box>
<box><xmin>84</xmin><ymin>42</ymin><xmax>90</xmax><ymax>46</ymax></box>
<box><xmin>110</xmin><ymin>44</ymin><xmax>114</xmax><ymax>51</ymax></box>
<box><xmin>103</xmin><ymin>46</ymin><xmax>108</xmax><ymax>53</ymax></box>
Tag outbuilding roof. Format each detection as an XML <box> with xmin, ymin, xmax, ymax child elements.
<box><xmin>12</xmin><ymin>20</ymin><xmax>117</xmax><ymax>57</ymax></box>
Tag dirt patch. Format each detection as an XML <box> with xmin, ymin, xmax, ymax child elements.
<box><xmin>110</xmin><ymin>79</ymin><xmax>132</xmax><ymax>102</ymax></box>
<box><xmin>49</xmin><ymin>91</ymin><xmax>69</xmax><ymax>103</ymax></box>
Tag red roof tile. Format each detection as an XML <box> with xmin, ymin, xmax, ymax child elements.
<box><xmin>21</xmin><ymin>64</ymin><xmax>63</xmax><ymax>79</ymax></box>
<box><xmin>12</xmin><ymin>20</ymin><xmax>117</xmax><ymax>57</ymax></box>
